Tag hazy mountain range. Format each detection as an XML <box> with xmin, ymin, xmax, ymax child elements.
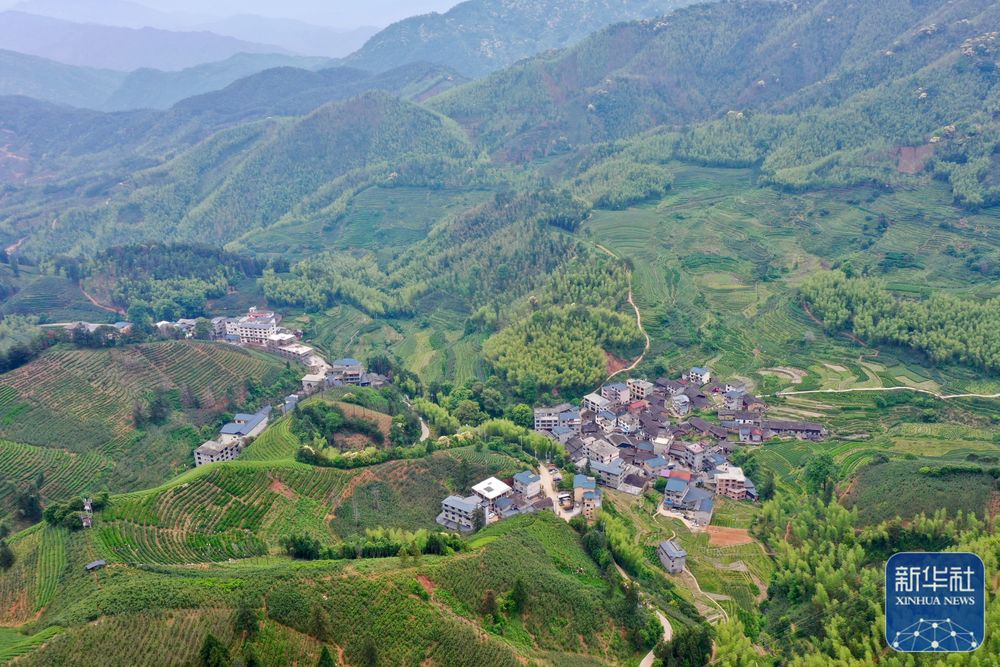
<box><xmin>0</xmin><ymin>11</ymin><xmax>288</xmax><ymax>70</ymax></box>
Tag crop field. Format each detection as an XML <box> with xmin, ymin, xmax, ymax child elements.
<box><xmin>289</xmin><ymin>304</ymin><xmax>375</xmax><ymax>359</ymax></box>
<box><xmin>88</xmin><ymin>445</ymin><xmax>522</xmax><ymax>564</ymax></box>
<box><xmin>0</xmin><ymin>525</ymin><xmax>69</xmax><ymax>629</ymax></box>
<box><xmin>332</xmin><ymin>186</ymin><xmax>492</xmax><ymax>255</ymax></box>
<box><xmin>241</xmin><ymin>416</ymin><xmax>300</xmax><ymax>461</ymax></box>
<box><xmin>14</xmin><ymin>609</ymin><xmax>233</xmax><ymax>667</ymax></box>
<box><xmin>0</xmin><ymin>626</ymin><xmax>63</xmax><ymax>664</ymax></box>
<box><xmin>94</xmin><ymin>463</ymin><xmax>353</xmax><ymax>563</ymax></box>
<box><xmin>329</xmin><ymin>447</ymin><xmax>524</xmax><ymax>539</ymax></box>
<box><xmin>842</xmin><ymin>460</ymin><xmax>998</xmax><ymax>524</ymax></box>
<box><xmin>584</xmin><ymin>168</ymin><xmax>1000</xmax><ymax>398</ymax></box>
<box><xmin>0</xmin><ymin>275</ymin><xmax>112</xmax><ymax>322</ymax></box>
<box><xmin>426</xmin><ymin>513</ymin><xmax>630</xmax><ymax>659</ymax></box>
<box><xmin>0</xmin><ymin>439</ymin><xmax>113</xmax><ymax>509</ymax></box>
<box><xmin>608</xmin><ymin>491</ymin><xmax>771</xmax><ymax>621</ymax></box>
<box><xmin>0</xmin><ymin>341</ymin><xmax>283</xmax><ymax>451</ymax></box>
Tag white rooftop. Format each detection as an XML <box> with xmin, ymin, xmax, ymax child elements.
<box><xmin>716</xmin><ymin>465</ymin><xmax>746</xmax><ymax>482</ymax></box>
<box><xmin>279</xmin><ymin>343</ymin><xmax>313</xmax><ymax>355</ymax></box>
<box><xmin>195</xmin><ymin>440</ymin><xmax>225</xmax><ymax>455</ymax></box>
<box><xmin>472</xmin><ymin>477</ymin><xmax>512</xmax><ymax>500</ymax></box>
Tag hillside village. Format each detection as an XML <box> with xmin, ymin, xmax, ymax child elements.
<box><xmin>160</xmin><ymin>307</ymin><xmax>387</xmax><ymax>467</ymax></box>
<box><xmin>438</xmin><ymin>366</ymin><xmax>828</xmax><ymax>538</ymax></box>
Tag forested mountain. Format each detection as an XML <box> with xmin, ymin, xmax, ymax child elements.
<box><xmin>7</xmin><ymin>91</ymin><xmax>475</xmax><ymax>253</ymax></box>
<box><xmin>0</xmin><ymin>49</ymin><xmax>124</xmax><ymax>110</ymax></box>
<box><xmin>101</xmin><ymin>53</ymin><xmax>335</xmax><ymax>111</ymax></box>
<box><xmin>199</xmin><ymin>15</ymin><xmax>379</xmax><ymax>59</ymax></box>
<box><xmin>0</xmin><ymin>10</ymin><xmax>286</xmax><ymax>70</ymax></box>
<box><xmin>2</xmin><ymin>0</ymin><xmax>998</xmax><ymax>255</ymax></box>
<box><xmin>171</xmin><ymin>62</ymin><xmax>466</xmax><ymax>121</ymax></box>
<box><xmin>343</xmin><ymin>0</ymin><xmax>701</xmax><ymax>77</ymax></box>
<box><xmin>433</xmin><ymin>0</ymin><xmax>1000</xmax><ymax>161</ymax></box>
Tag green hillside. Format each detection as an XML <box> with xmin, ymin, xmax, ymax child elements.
<box><xmin>0</xmin><ymin>341</ymin><xmax>293</xmax><ymax>515</ymax></box>
<box><xmin>0</xmin><ymin>443</ymin><xmax>657</xmax><ymax>666</ymax></box>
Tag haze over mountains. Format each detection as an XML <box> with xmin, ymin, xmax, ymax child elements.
<box><xmin>0</xmin><ymin>11</ymin><xmax>289</xmax><ymax>70</ymax></box>
<box><xmin>0</xmin><ymin>0</ymin><xmax>710</xmax><ymax>109</ymax></box>
<box><xmin>2</xmin><ymin>0</ymin><xmax>998</xmax><ymax>255</ymax></box>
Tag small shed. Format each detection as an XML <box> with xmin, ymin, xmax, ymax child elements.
<box><xmin>85</xmin><ymin>560</ymin><xmax>107</xmax><ymax>572</ymax></box>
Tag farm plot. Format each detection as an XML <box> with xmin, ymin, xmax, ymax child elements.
<box><xmin>0</xmin><ymin>275</ymin><xmax>112</xmax><ymax>322</ymax></box>
<box><xmin>14</xmin><ymin>609</ymin><xmax>233</xmax><ymax>667</ymax></box>
<box><xmin>0</xmin><ymin>342</ymin><xmax>283</xmax><ymax>451</ymax></box>
<box><xmin>0</xmin><ymin>526</ymin><xmax>41</xmax><ymax>624</ymax></box>
<box><xmin>0</xmin><ymin>439</ymin><xmax>114</xmax><ymax>509</ymax></box>
<box><xmin>242</xmin><ymin>417</ymin><xmax>301</xmax><ymax>461</ymax></box>
<box><xmin>95</xmin><ymin>463</ymin><xmax>352</xmax><ymax>564</ymax></box>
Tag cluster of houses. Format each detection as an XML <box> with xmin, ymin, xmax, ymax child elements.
<box><xmin>299</xmin><ymin>357</ymin><xmax>387</xmax><ymax>396</ymax></box>
<box><xmin>437</xmin><ymin>472</ymin><xmax>554</xmax><ymax>532</ymax></box>
<box><xmin>157</xmin><ymin>307</ymin><xmax>388</xmax><ymax>395</ymax></box>
<box><xmin>194</xmin><ymin>405</ymin><xmax>273</xmax><ymax>467</ymax></box>
<box><xmin>533</xmin><ymin>366</ymin><xmax>827</xmax><ymax>526</ymax></box>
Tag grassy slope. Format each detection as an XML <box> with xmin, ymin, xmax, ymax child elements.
<box><xmin>0</xmin><ymin>341</ymin><xmax>288</xmax><ymax>513</ymax></box>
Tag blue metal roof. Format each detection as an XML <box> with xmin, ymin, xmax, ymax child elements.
<box><xmin>333</xmin><ymin>358</ymin><xmax>362</xmax><ymax>367</ymax></box>
<box><xmin>664</xmin><ymin>478</ymin><xmax>688</xmax><ymax>492</ymax></box>
<box><xmin>513</xmin><ymin>471</ymin><xmax>540</xmax><ymax>485</ymax></box>
<box><xmin>590</xmin><ymin>458</ymin><xmax>625</xmax><ymax>475</ymax></box>
<box><xmin>574</xmin><ymin>474</ymin><xmax>596</xmax><ymax>489</ymax></box>
<box><xmin>442</xmin><ymin>495</ymin><xmax>479</xmax><ymax>513</ymax></box>
<box><xmin>659</xmin><ymin>539</ymin><xmax>687</xmax><ymax>559</ymax></box>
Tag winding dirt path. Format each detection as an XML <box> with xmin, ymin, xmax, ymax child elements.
<box><xmin>774</xmin><ymin>386</ymin><xmax>1000</xmax><ymax>401</ymax></box>
<box><xmin>79</xmin><ymin>282</ymin><xmax>126</xmax><ymax>316</ymax></box>
<box><xmin>612</xmin><ymin>562</ymin><xmax>674</xmax><ymax>666</ymax></box>
<box><xmin>592</xmin><ymin>243</ymin><xmax>651</xmax><ymax>383</ymax></box>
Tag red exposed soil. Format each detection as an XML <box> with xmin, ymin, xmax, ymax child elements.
<box><xmin>605</xmin><ymin>351</ymin><xmax>628</xmax><ymax>376</ymax></box>
<box><xmin>706</xmin><ymin>526</ymin><xmax>754</xmax><ymax>547</ymax></box>
<box><xmin>268</xmin><ymin>477</ymin><xmax>296</xmax><ymax>500</ymax></box>
<box><xmin>416</xmin><ymin>575</ymin><xmax>436</xmax><ymax>596</ymax></box>
<box><xmin>897</xmin><ymin>144</ymin><xmax>934</xmax><ymax>174</ymax></box>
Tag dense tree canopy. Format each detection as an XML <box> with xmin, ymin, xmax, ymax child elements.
<box><xmin>802</xmin><ymin>271</ymin><xmax>1000</xmax><ymax>372</ymax></box>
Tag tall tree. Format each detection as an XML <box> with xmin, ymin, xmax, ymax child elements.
<box><xmin>199</xmin><ymin>633</ymin><xmax>230</xmax><ymax>667</ymax></box>
<box><xmin>316</xmin><ymin>646</ymin><xmax>335</xmax><ymax>667</ymax></box>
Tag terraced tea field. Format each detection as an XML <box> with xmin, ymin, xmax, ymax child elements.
<box><xmin>0</xmin><ymin>341</ymin><xmax>284</xmax><ymax>450</ymax></box>
<box><xmin>0</xmin><ymin>440</ymin><xmax>112</xmax><ymax>507</ymax></box>
<box><xmin>14</xmin><ymin>610</ymin><xmax>233</xmax><ymax>667</ymax></box>
<box><xmin>0</xmin><ymin>275</ymin><xmax>112</xmax><ymax>322</ymax></box>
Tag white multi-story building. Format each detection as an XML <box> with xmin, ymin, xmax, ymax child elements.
<box><xmin>227</xmin><ymin>307</ymin><xmax>279</xmax><ymax>345</ymax></box>
<box><xmin>534</xmin><ymin>403</ymin><xmax>574</xmax><ymax>431</ymax></box>
<box><xmin>670</xmin><ymin>442</ymin><xmax>705</xmax><ymax>471</ymax></box>
<box><xmin>627</xmin><ymin>378</ymin><xmax>654</xmax><ymax>401</ymax></box>
<box><xmin>472</xmin><ymin>477</ymin><xmax>513</xmax><ymax>521</ymax></box>
<box><xmin>437</xmin><ymin>495</ymin><xmax>481</xmax><ymax>531</ymax></box>
<box><xmin>687</xmin><ymin>367</ymin><xmax>711</xmax><ymax>385</ymax></box>
<box><xmin>582</xmin><ymin>392</ymin><xmax>612</xmax><ymax>413</ymax></box>
<box><xmin>582</xmin><ymin>436</ymin><xmax>619</xmax><ymax>465</ymax></box>
<box><xmin>194</xmin><ymin>439</ymin><xmax>243</xmax><ymax>467</ymax></box>
<box><xmin>601</xmin><ymin>382</ymin><xmax>630</xmax><ymax>403</ymax></box>
<box><xmin>513</xmin><ymin>471</ymin><xmax>542</xmax><ymax>498</ymax></box>
<box><xmin>714</xmin><ymin>464</ymin><xmax>748</xmax><ymax>500</ymax></box>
